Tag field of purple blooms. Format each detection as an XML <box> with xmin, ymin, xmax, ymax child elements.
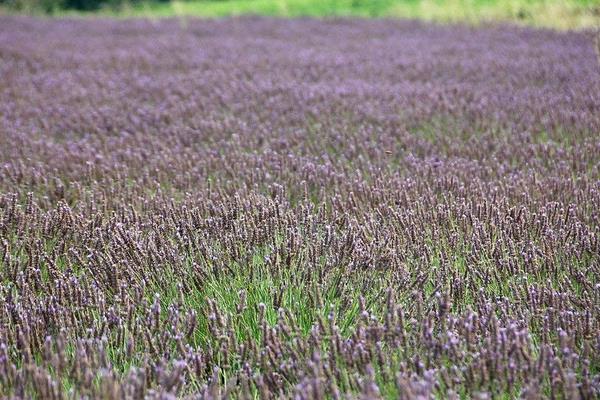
<box><xmin>1</xmin><ymin>16</ymin><xmax>600</xmax><ymax>399</ymax></box>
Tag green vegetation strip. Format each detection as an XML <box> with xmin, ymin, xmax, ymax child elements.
<box><xmin>2</xmin><ymin>0</ymin><xmax>600</xmax><ymax>30</ymax></box>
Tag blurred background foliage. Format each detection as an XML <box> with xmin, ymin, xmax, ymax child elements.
<box><xmin>0</xmin><ymin>0</ymin><xmax>599</xmax><ymax>29</ymax></box>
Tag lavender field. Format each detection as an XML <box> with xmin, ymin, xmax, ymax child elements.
<box><xmin>1</xmin><ymin>17</ymin><xmax>600</xmax><ymax>399</ymax></box>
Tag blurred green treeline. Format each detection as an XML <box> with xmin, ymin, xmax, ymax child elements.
<box><xmin>0</xmin><ymin>0</ymin><xmax>599</xmax><ymax>30</ymax></box>
<box><xmin>0</xmin><ymin>0</ymin><xmax>159</xmax><ymax>12</ymax></box>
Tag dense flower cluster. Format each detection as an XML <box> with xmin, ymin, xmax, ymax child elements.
<box><xmin>1</xmin><ymin>16</ymin><xmax>599</xmax><ymax>399</ymax></box>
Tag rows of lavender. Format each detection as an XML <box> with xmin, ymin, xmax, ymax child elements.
<box><xmin>1</xmin><ymin>17</ymin><xmax>600</xmax><ymax>399</ymax></box>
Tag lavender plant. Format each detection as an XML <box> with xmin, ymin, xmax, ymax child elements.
<box><xmin>0</xmin><ymin>16</ymin><xmax>599</xmax><ymax>399</ymax></box>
